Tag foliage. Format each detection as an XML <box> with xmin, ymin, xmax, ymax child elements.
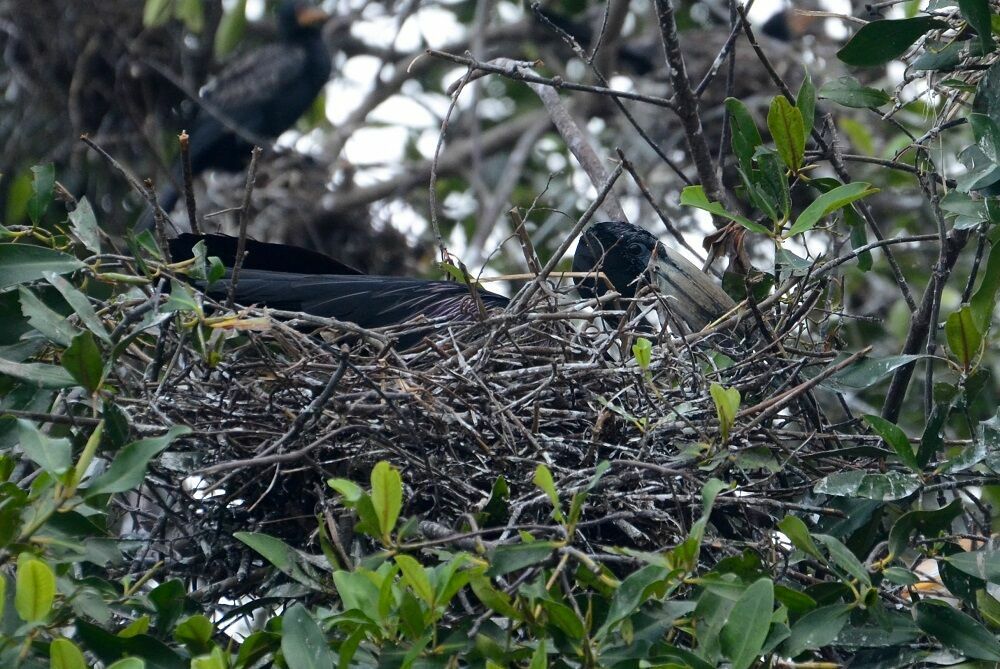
<box><xmin>6</xmin><ymin>1</ymin><xmax>1000</xmax><ymax>667</ymax></box>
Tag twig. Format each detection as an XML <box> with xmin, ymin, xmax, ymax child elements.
<box><xmin>178</xmin><ymin>131</ymin><xmax>200</xmax><ymax>235</ymax></box>
<box><xmin>228</xmin><ymin>146</ymin><xmax>262</xmax><ymax>310</ymax></box>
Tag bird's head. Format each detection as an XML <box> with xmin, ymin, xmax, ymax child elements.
<box><xmin>277</xmin><ymin>1</ymin><xmax>329</xmax><ymax>37</ymax></box>
<box><xmin>572</xmin><ymin>221</ymin><xmax>658</xmax><ymax>300</ymax></box>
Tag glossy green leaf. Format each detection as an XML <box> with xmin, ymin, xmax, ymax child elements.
<box><xmin>85</xmin><ymin>425</ymin><xmax>191</xmax><ymax>497</ymax></box>
<box><xmin>0</xmin><ymin>244</ymin><xmax>84</xmax><ymax>289</ymax></box>
<box><xmin>486</xmin><ymin>541</ymin><xmax>560</xmax><ymax>577</ymax></box>
<box><xmin>632</xmin><ymin>337</ymin><xmax>652</xmax><ymax>370</ymax></box>
<box><xmin>15</xmin><ymin>557</ymin><xmax>56</xmax><ymax>622</ymax></box>
<box><xmin>596</xmin><ymin>564</ymin><xmax>668</xmax><ymax>640</ymax></box>
<box><xmin>815</xmin><ymin>470</ymin><xmax>920</xmax><ymax>501</ymax></box>
<box><xmin>767</xmin><ymin>96</ymin><xmax>805</xmax><ymax>171</ymax></box>
<box><xmin>946</xmin><ymin>305</ymin><xmax>983</xmax><ymax>370</ymax></box>
<box><xmin>62</xmin><ymin>330</ymin><xmax>104</xmax><ymax>393</ymax></box>
<box><xmin>887</xmin><ymin>500</ymin><xmax>963</xmax><ymax>559</ymax></box>
<box><xmin>27</xmin><ymin>163</ymin><xmax>54</xmax><ymax>225</ymax></box>
<box><xmin>0</xmin><ymin>356</ymin><xmax>76</xmax><ymax>388</ymax></box>
<box><xmin>819</xmin><ymin>76</ymin><xmax>892</xmax><ymax>108</ymax></box>
<box><xmin>214</xmin><ymin>0</ymin><xmax>248</xmax><ymax>57</ymax></box>
<box><xmin>978</xmin><ymin>590</ymin><xmax>1000</xmax><ymax>630</ymax></box>
<box><xmin>941</xmin><ymin>549</ymin><xmax>1000</xmax><ymax>583</ymax></box>
<box><xmin>721</xmin><ymin>578</ymin><xmax>774</xmax><ymax>669</ymax></box>
<box><xmin>680</xmin><ymin>185</ymin><xmax>772</xmax><ymax>236</ymax></box>
<box><xmin>46</xmin><ymin>272</ymin><xmax>110</xmax><ymax>342</ymax></box>
<box><xmin>68</xmin><ymin>197</ymin><xmax>101</xmax><ymax>254</ymax></box>
<box><xmin>19</xmin><ymin>286</ymin><xmax>77</xmax><ymax>346</ymax></box>
<box><xmin>785</xmin><ymin>182</ymin><xmax>877</xmax><ymax>238</ymax></box>
<box><xmin>777</xmin><ymin>515</ymin><xmax>822</xmax><ymax>559</ymax></box>
<box><xmin>710</xmin><ymin>383</ymin><xmax>740</xmax><ymax>444</ymax></box>
<box><xmin>913</xmin><ymin>599</ymin><xmax>1000</xmax><ymax>660</ymax></box>
<box><xmin>959</xmin><ymin>0</ymin><xmax>994</xmax><ymax>54</ymax></box>
<box><xmin>864</xmin><ymin>414</ymin><xmax>919</xmax><ymax>472</ymax></box>
<box><xmin>970</xmin><ymin>244</ymin><xmax>1000</xmax><ymax>332</ymax></box>
<box><xmin>837</xmin><ymin>17</ymin><xmax>947</xmax><ymax>67</ymax></box>
<box><xmin>821</xmin><ymin>354</ymin><xmax>925</xmax><ymax>393</ymax></box>
<box><xmin>533</xmin><ymin>463</ymin><xmax>563</xmax><ymax>522</ymax></box>
<box><xmin>395</xmin><ymin>555</ymin><xmax>434</xmax><ymax>607</ymax></box>
<box><xmin>783</xmin><ymin>604</ymin><xmax>851</xmax><ymax>657</ymax></box>
<box><xmin>815</xmin><ymin>534</ymin><xmax>871</xmax><ymax>587</ymax></box>
<box><xmin>50</xmin><ymin>638</ymin><xmax>87</xmax><ymax>669</ymax></box>
<box><xmin>370</xmin><ymin>460</ymin><xmax>402</xmax><ymax>539</ymax></box>
<box><xmin>725</xmin><ymin>97</ymin><xmax>763</xmax><ymax>170</ymax></box>
<box><xmin>282</xmin><ymin>604</ymin><xmax>336</xmax><ymax>669</ymax></box>
<box><xmin>796</xmin><ymin>70</ymin><xmax>817</xmax><ymax>134</ymax></box>
<box><xmin>17</xmin><ymin>418</ymin><xmax>71</xmax><ymax>476</ymax></box>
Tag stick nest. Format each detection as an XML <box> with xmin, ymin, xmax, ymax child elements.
<box><xmin>99</xmin><ymin>273</ymin><xmax>857</xmax><ymax>598</ymax></box>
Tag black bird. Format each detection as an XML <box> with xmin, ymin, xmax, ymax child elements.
<box><xmin>573</xmin><ymin>221</ymin><xmax>736</xmax><ymax>332</ymax></box>
<box><xmin>140</xmin><ymin>1</ymin><xmax>332</xmax><ymax>231</ymax></box>
<box><xmin>168</xmin><ymin>221</ymin><xmax>735</xmax><ymax>347</ymax></box>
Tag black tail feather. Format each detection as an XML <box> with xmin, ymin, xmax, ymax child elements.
<box><xmin>170</xmin><ymin>233</ymin><xmax>364</xmax><ymax>276</ymax></box>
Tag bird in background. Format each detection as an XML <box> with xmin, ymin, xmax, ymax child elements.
<box><xmin>138</xmin><ymin>1</ymin><xmax>332</xmax><ymax>232</ymax></box>
<box><xmin>168</xmin><ymin>221</ymin><xmax>736</xmax><ymax>348</ymax></box>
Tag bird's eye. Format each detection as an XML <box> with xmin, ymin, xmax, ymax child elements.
<box><xmin>627</xmin><ymin>242</ymin><xmax>644</xmax><ymax>256</ymax></box>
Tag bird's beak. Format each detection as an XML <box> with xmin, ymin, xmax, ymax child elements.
<box><xmin>296</xmin><ymin>6</ymin><xmax>329</xmax><ymax>27</ymax></box>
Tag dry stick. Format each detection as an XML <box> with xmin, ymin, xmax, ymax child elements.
<box><xmin>429</xmin><ymin>66</ymin><xmax>476</xmax><ymax>261</ymax></box>
<box><xmin>510</xmin><ymin>210</ymin><xmax>542</xmax><ymax>276</ymax></box>
<box><xmin>228</xmin><ymin>146</ymin><xmax>262</xmax><ymax>310</ymax></box>
<box><xmin>79</xmin><ymin>134</ymin><xmax>171</xmax><ymax>227</ymax></box>
<box><xmin>529</xmin><ymin>4</ymin><xmax>691</xmax><ymax>185</ymax></box>
<box><xmin>143</xmin><ymin>179</ymin><xmax>172</xmax><ymax>262</ymax></box>
<box><xmin>178</xmin><ymin>131</ymin><xmax>200</xmax><ymax>235</ymax></box>
<box><xmin>430</xmin><ymin>50</ymin><xmax>676</xmax><ymax>110</ymax></box>
<box><xmin>734</xmin><ymin>345</ymin><xmax>872</xmax><ymax>436</ymax></box>
<box><xmin>508</xmin><ymin>163</ymin><xmax>624</xmax><ymax>313</ymax></box>
<box><xmin>653</xmin><ymin>0</ymin><xmax>726</xmax><ymax>207</ymax></box>
<box><xmin>919</xmin><ymin>167</ymin><xmax>950</xmax><ymax>418</ymax></box>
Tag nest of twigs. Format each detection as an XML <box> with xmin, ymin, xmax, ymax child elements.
<box><xmin>98</xmin><ymin>269</ymin><xmax>860</xmax><ymax>598</ymax></box>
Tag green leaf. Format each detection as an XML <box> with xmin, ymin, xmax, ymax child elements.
<box><xmin>0</xmin><ymin>244</ymin><xmax>84</xmax><ymax>289</ymax></box>
<box><xmin>959</xmin><ymin>0</ymin><xmax>994</xmax><ymax>54</ymax></box>
<box><xmin>887</xmin><ymin>500</ymin><xmax>963</xmax><ymax>559</ymax></box>
<box><xmin>721</xmin><ymin>578</ymin><xmax>774</xmax><ymax>669</ymax></box>
<box><xmin>176</xmin><ymin>0</ymin><xmax>204</xmax><ymax>32</ymax></box>
<box><xmin>837</xmin><ymin>17</ymin><xmax>948</xmax><ymax>67</ymax></box>
<box><xmin>17</xmin><ymin>418</ymin><xmax>71</xmax><ymax>477</ymax></box>
<box><xmin>777</xmin><ymin>515</ymin><xmax>822</xmax><ymax>559</ymax></box>
<box><xmin>27</xmin><ymin>163</ymin><xmax>55</xmax><ymax>225</ymax></box>
<box><xmin>395</xmin><ymin>555</ymin><xmax>434</xmax><ymax>607</ymax></box>
<box><xmin>978</xmin><ymin>590</ymin><xmax>1000</xmax><ymax>630</ymax></box>
<box><xmin>725</xmin><ymin>97</ymin><xmax>763</xmax><ymax>170</ymax></box>
<box><xmin>785</xmin><ymin>182</ymin><xmax>877</xmax><ymax>238</ymax></box>
<box><xmin>174</xmin><ymin>614</ymin><xmax>213</xmax><ymax>653</ymax></box>
<box><xmin>596</xmin><ymin>564</ymin><xmax>669</xmax><ymax>640</ymax></box>
<box><xmin>50</xmin><ymin>638</ymin><xmax>88</xmax><ymax>669</ymax></box>
<box><xmin>970</xmin><ymin>245</ymin><xmax>1000</xmax><ymax>332</ymax></box>
<box><xmin>529</xmin><ymin>639</ymin><xmax>547</xmax><ymax>669</ymax></box>
<box><xmin>533</xmin><ymin>464</ymin><xmax>563</xmax><ymax>522</ymax></box>
<box><xmin>796</xmin><ymin>70</ymin><xmax>817</xmax><ymax>134</ymax></box>
<box><xmin>814</xmin><ymin>534</ymin><xmax>871</xmax><ymax>587</ymax></box>
<box><xmin>327</xmin><ymin>477</ymin><xmax>364</xmax><ymax>502</ymax></box>
<box><xmin>19</xmin><ymin>286</ymin><xmax>78</xmax><ymax>346</ymax></box>
<box><xmin>46</xmin><ymin>272</ymin><xmax>111</xmax><ymax>342</ymax></box>
<box><xmin>819</xmin><ymin>76</ymin><xmax>892</xmax><ymax>108</ymax></box>
<box><xmin>15</xmin><ymin>557</ymin><xmax>56</xmax><ymax>622</ymax></box>
<box><xmin>370</xmin><ymin>460</ymin><xmax>402</xmax><ymax>539</ymax></box>
<box><xmin>486</xmin><ymin>541</ymin><xmax>559</xmax><ymax>577</ymax></box>
<box><xmin>783</xmin><ymin>604</ymin><xmax>851</xmax><ymax>657</ymax></box>
<box><xmin>107</xmin><ymin>659</ymin><xmax>145</xmax><ymax>669</ymax></box>
<box><xmin>62</xmin><ymin>330</ymin><xmax>104</xmax><ymax>393</ymax></box>
<box><xmin>568</xmin><ymin>460</ymin><xmax>610</xmax><ymax>526</ymax></box>
<box><xmin>863</xmin><ymin>414</ymin><xmax>919</xmax><ymax>472</ymax></box>
<box><xmin>282</xmin><ymin>604</ymin><xmax>336</xmax><ymax>669</ymax></box>
<box><xmin>85</xmin><ymin>425</ymin><xmax>191</xmax><ymax>497</ymax></box>
<box><xmin>913</xmin><ymin>599</ymin><xmax>1000</xmax><ymax>660</ymax></box>
<box><xmin>815</xmin><ymin>470</ymin><xmax>920</xmax><ymax>501</ymax></box>
<box><xmin>143</xmin><ymin>0</ymin><xmax>172</xmax><ymax>27</ymax></box>
<box><xmin>821</xmin><ymin>354</ymin><xmax>925</xmax><ymax>393</ymax></box>
<box><xmin>214</xmin><ymin>0</ymin><xmax>248</xmax><ymax>58</ymax></box>
<box><xmin>632</xmin><ymin>337</ymin><xmax>652</xmax><ymax>370</ymax></box>
<box><xmin>680</xmin><ymin>185</ymin><xmax>772</xmax><ymax>236</ymax></box>
<box><xmin>941</xmin><ymin>549</ymin><xmax>1000</xmax><ymax>582</ymax></box>
<box><xmin>68</xmin><ymin>197</ymin><xmax>102</xmax><ymax>254</ymax></box>
<box><xmin>709</xmin><ymin>383</ymin><xmax>740</xmax><ymax>444</ymax></box>
<box><xmin>0</xmin><ymin>357</ymin><xmax>76</xmax><ymax>388</ymax></box>
<box><xmin>946</xmin><ymin>305</ymin><xmax>983</xmax><ymax>370</ymax></box>
<box><xmin>767</xmin><ymin>96</ymin><xmax>805</xmax><ymax>171</ymax></box>
<box><xmin>469</xmin><ymin>576</ymin><xmax>522</xmax><ymax>620</ymax></box>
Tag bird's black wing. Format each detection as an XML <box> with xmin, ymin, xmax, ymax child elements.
<box><xmin>200</xmin><ymin>43</ymin><xmax>309</xmax><ymax>120</ymax></box>
<box><xmin>211</xmin><ymin>270</ymin><xmax>508</xmax><ymax>331</ymax></box>
<box><xmin>170</xmin><ymin>234</ymin><xmax>362</xmax><ymax>276</ymax></box>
